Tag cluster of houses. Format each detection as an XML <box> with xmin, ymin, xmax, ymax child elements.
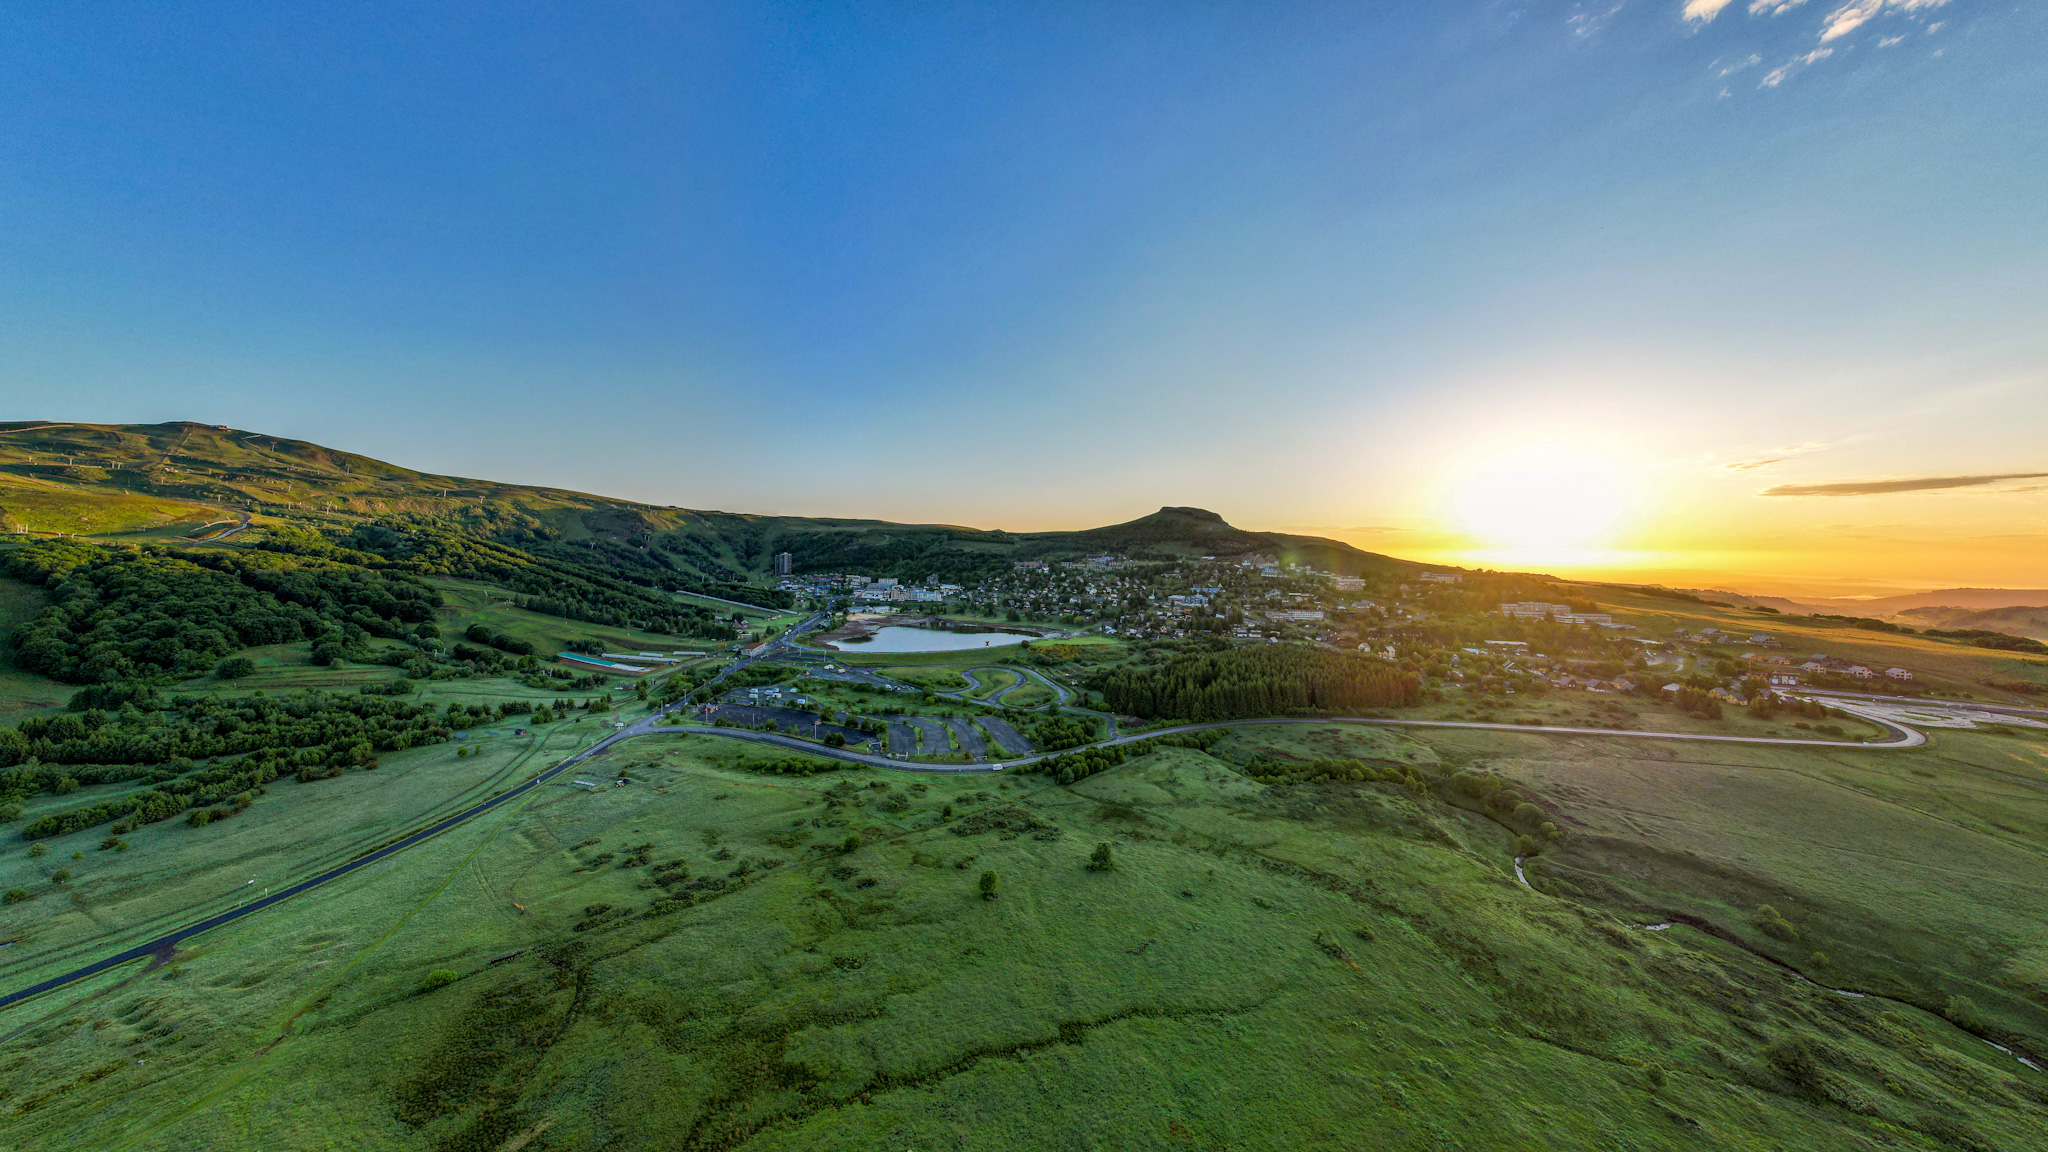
<box><xmin>1498</xmin><ymin>602</ymin><xmax>1621</xmax><ymax>627</ymax></box>
<box><xmin>1736</xmin><ymin>649</ymin><xmax>1914</xmax><ymax>684</ymax></box>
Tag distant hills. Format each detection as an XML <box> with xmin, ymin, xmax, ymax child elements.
<box><xmin>0</xmin><ymin>422</ymin><xmax>1421</xmax><ymax>583</ymax></box>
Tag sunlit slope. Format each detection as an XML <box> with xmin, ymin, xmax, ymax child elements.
<box><xmin>2</xmin><ymin>730</ymin><xmax>2043</xmax><ymax>1151</ymax></box>
<box><xmin>0</xmin><ymin>424</ymin><xmax>1421</xmax><ymax>581</ymax></box>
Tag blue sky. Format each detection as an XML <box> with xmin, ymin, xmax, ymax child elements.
<box><xmin>2</xmin><ymin>1</ymin><xmax>2043</xmax><ymax>587</ymax></box>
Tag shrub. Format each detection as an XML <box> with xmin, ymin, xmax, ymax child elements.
<box><xmin>421</xmin><ymin>968</ymin><xmax>459</xmax><ymax>992</ymax></box>
<box><xmin>1943</xmin><ymin>995</ymin><xmax>1983</xmax><ymax>1030</ymax></box>
<box><xmin>51</xmin><ymin>869</ymin><xmax>70</xmax><ymax>883</ymax></box>
<box><xmin>1089</xmin><ymin>843</ymin><xmax>1115</xmax><ymax>872</ymax></box>
<box><xmin>1755</xmin><ymin>905</ymin><xmax>1798</xmax><ymax>942</ymax></box>
<box><xmin>215</xmin><ymin>657</ymin><xmax>256</xmax><ymax>679</ymax></box>
<box><xmin>2</xmin><ymin>888</ymin><xmax>30</xmax><ymax>904</ymax></box>
<box><xmin>979</xmin><ymin>869</ymin><xmax>999</xmax><ymax>900</ymax></box>
<box><xmin>27</xmin><ymin>843</ymin><xmax>45</xmax><ymax>859</ymax></box>
<box><xmin>841</xmin><ymin>835</ymin><xmax>861</xmax><ymax>854</ymax></box>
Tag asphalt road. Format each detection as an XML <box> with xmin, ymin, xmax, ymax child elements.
<box><xmin>0</xmin><ymin>662</ymin><xmax>1926</xmax><ymax>1014</ymax></box>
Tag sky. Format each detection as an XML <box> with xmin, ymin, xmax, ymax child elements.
<box><xmin>2</xmin><ymin>1</ymin><xmax>2043</xmax><ymax>596</ymax></box>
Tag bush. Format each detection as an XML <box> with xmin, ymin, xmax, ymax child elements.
<box><xmin>841</xmin><ymin>834</ymin><xmax>861</xmax><ymax>854</ymax></box>
<box><xmin>51</xmin><ymin>869</ymin><xmax>70</xmax><ymax>883</ymax></box>
<box><xmin>979</xmin><ymin>869</ymin><xmax>999</xmax><ymax>900</ymax></box>
<box><xmin>1089</xmin><ymin>842</ymin><xmax>1115</xmax><ymax>872</ymax></box>
<box><xmin>1755</xmin><ymin>904</ymin><xmax>1798</xmax><ymax>942</ymax></box>
<box><xmin>421</xmin><ymin>968</ymin><xmax>459</xmax><ymax>992</ymax></box>
<box><xmin>1943</xmin><ymin>994</ymin><xmax>1983</xmax><ymax>1030</ymax></box>
<box><xmin>215</xmin><ymin>657</ymin><xmax>256</xmax><ymax>679</ymax></box>
<box><xmin>27</xmin><ymin>843</ymin><xmax>45</xmax><ymax>858</ymax></box>
<box><xmin>2</xmin><ymin>888</ymin><xmax>30</xmax><ymax>904</ymax></box>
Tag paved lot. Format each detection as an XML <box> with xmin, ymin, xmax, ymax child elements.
<box><xmin>906</xmin><ymin>717</ymin><xmax>951</xmax><ymax>754</ymax></box>
<box><xmin>977</xmin><ymin>716</ymin><xmax>1031</xmax><ymax>756</ymax></box>
<box><xmin>947</xmin><ymin>717</ymin><xmax>988</xmax><ymax>759</ymax></box>
<box><xmin>885</xmin><ymin>719</ymin><xmax>916</xmax><ymax>757</ymax></box>
<box><xmin>696</xmin><ymin>704</ymin><xmax>877</xmax><ymax>749</ymax></box>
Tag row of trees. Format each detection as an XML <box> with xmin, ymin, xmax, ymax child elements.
<box><xmin>1097</xmin><ymin>644</ymin><xmax>1420</xmax><ymax>721</ymax></box>
<box><xmin>0</xmin><ymin>687</ymin><xmax>450</xmax><ymax>777</ymax></box>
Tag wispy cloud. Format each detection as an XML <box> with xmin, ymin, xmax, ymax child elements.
<box><xmin>1760</xmin><ymin>46</ymin><xmax>1831</xmax><ymax>86</ymax></box>
<box><xmin>1570</xmin><ymin>1</ymin><xmax>1631</xmax><ymax>37</ymax></box>
<box><xmin>1724</xmin><ymin>457</ymin><xmax>1788</xmax><ymax>471</ymax></box>
<box><xmin>1682</xmin><ymin>0</ymin><xmax>1950</xmax><ymax>43</ymax></box>
<box><xmin>1716</xmin><ymin>52</ymin><xmax>1764</xmax><ymax>75</ymax></box>
<box><xmin>1762</xmin><ymin>472</ymin><xmax>2048</xmax><ymax>497</ymax></box>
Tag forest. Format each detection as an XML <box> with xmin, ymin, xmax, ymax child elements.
<box><xmin>1097</xmin><ymin>643</ymin><xmax>1420</xmax><ymax>720</ymax></box>
<box><xmin>3</xmin><ymin>540</ymin><xmax>441</xmax><ymax>683</ymax></box>
<box><xmin>1</xmin><ymin>687</ymin><xmax>463</xmax><ymax>838</ymax></box>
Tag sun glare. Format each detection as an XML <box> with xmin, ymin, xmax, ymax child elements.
<box><xmin>1451</xmin><ymin>446</ymin><xmax>1628</xmax><ymax>551</ymax></box>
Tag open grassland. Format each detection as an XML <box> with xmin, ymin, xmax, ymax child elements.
<box><xmin>0</xmin><ymin>712</ymin><xmax>610</xmax><ymax>994</ymax></box>
<box><xmin>1417</xmin><ymin>686</ymin><xmax>1891</xmax><ymax>742</ymax></box>
<box><xmin>1583</xmin><ymin>586</ymin><xmax>2048</xmax><ymax>702</ymax></box>
<box><xmin>0</xmin><ymin>476</ymin><xmax>223</xmax><ymax>537</ymax></box>
<box><xmin>1394</xmin><ymin>723</ymin><xmax>2048</xmax><ymax>1057</ymax></box>
<box><xmin>434</xmin><ymin>579</ymin><xmax>712</xmax><ymax>659</ymax></box>
<box><xmin>1</xmin><ymin>729</ymin><xmax>2043</xmax><ymax>1150</ymax></box>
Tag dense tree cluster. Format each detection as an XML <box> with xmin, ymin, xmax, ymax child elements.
<box><xmin>4</xmin><ymin>540</ymin><xmax>441</xmax><ymax>683</ymax></box>
<box><xmin>5</xmin><ymin>687</ymin><xmax>453</xmax><ymax>839</ymax></box>
<box><xmin>1098</xmin><ymin>644</ymin><xmax>1419</xmax><ymax>720</ymax></box>
<box><xmin>0</xmin><ymin>687</ymin><xmax>447</xmax><ymax>773</ymax></box>
<box><xmin>264</xmin><ymin>520</ymin><xmax>748</xmax><ymax>637</ymax></box>
<box><xmin>1028</xmin><ymin>714</ymin><xmax>1097</xmax><ymax>751</ymax></box>
<box><xmin>463</xmin><ymin>623</ymin><xmax>536</xmax><ymax>656</ymax></box>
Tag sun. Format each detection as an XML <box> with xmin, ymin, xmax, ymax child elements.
<box><xmin>1451</xmin><ymin>446</ymin><xmax>1628</xmax><ymax>551</ymax></box>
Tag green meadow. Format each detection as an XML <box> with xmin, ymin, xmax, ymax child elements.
<box><xmin>1</xmin><ymin>715</ymin><xmax>2042</xmax><ymax>1150</ymax></box>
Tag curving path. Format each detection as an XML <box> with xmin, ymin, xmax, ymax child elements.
<box><xmin>0</xmin><ymin>700</ymin><xmax>1924</xmax><ymax>1014</ymax></box>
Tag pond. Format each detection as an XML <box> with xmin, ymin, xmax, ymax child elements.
<box><xmin>827</xmin><ymin>624</ymin><xmax>1041</xmax><ymax>654</ymax></box>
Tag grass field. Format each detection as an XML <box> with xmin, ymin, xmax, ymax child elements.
<box><xmin>1</xmin><ymin>718</ymin><xmax>2044</xmax><ymax>1150</ymax></box>
<box><xmin>1583</xmin><ymin>586</ymin><xmax>2048</xmax><ymax>702</ymax></box>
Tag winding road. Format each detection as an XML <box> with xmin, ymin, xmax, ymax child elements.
<box><xmin>0</xmin><ymin>647</ymin><xmax>1927</xmax><ymax>1014</ymax></box>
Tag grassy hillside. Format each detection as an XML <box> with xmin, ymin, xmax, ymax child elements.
<box><xmin>1566</xmin><ymin>583</ymin><xmax>2048</xmax><ymax>704</ymax></box>
<box><xmin>0</xmin><ymin>425</ymin><xmax>1423</xmax><ymax>586</ymax></box>
<box><xmin>0</xmin><ymin>723</ymin><xmax>2043</xmax><ymax>1150</ymax></box>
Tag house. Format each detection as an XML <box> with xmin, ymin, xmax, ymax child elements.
<box><xmin>1612</xmin><ymin>677</ymin><xmax>1637</xmax><ymax>692</ymax></box>
<box><xmin>1419</xmin><ymin>572</ymin><xmax>1463</xmax><ymax>584</ymax></box>
<box><xmin>1845</xmin><ymin>665</ymin><xmax>1876</xmax><ymax>679</ymax></box>
<box><xmin>1885</xmin><ymin>667</ymin><xmax>1914</xmax><ymax>681</ymax></box>
<box><xmin>1500</xmin><ymin>602</ymin><xmax>1572</xmax><ymax>619</ymax></box>
<box><xmin>1768</xmin><ymin>672</ymin><xmax>1802</xmax><ymax>686</ymax></box>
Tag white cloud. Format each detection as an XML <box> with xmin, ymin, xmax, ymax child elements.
<box><xmin>1821</xmin><ymin>0</ymin><xmax>1952</xmax><ymax>44</ymax></box>
<box><xmin>1683</xmin><ymin>0</ymin><xmax>1740</xmax><ymax>20</ymax></box>
<box><xmin>1878</xmin><ymin>34</ymin><xmax>1904</xmax><ymax>45</ymax></box>
<box><xmin>1759</xmin><ymin>46</ymin><xmax>1833</xmax><ymax>86</ymax></box>
<box><xmin>1820</xmin><ymin>0</ymin><xmax>1883</xmax><ymax>40</ymax></box>
<box><xmin>1717</xmin><ymin>52</ymin><xmax>1765</xmax><ymax>75</ymax></box>
<box><xmin>1749</xmin><ymin>0</ymin><xmax>1810</xmax><ymax>15</ymax></box>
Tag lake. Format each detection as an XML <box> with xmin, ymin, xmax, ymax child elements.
<box><xmin>828</xmin><ymin>625</ymin><xmax>1040</xmax><ymax>654</ymax></box>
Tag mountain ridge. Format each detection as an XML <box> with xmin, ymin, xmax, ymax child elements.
<box><xmin>0</xmin><ymin>422</ymin><xmax>1422</xmax><ymax>582</ymax></box>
